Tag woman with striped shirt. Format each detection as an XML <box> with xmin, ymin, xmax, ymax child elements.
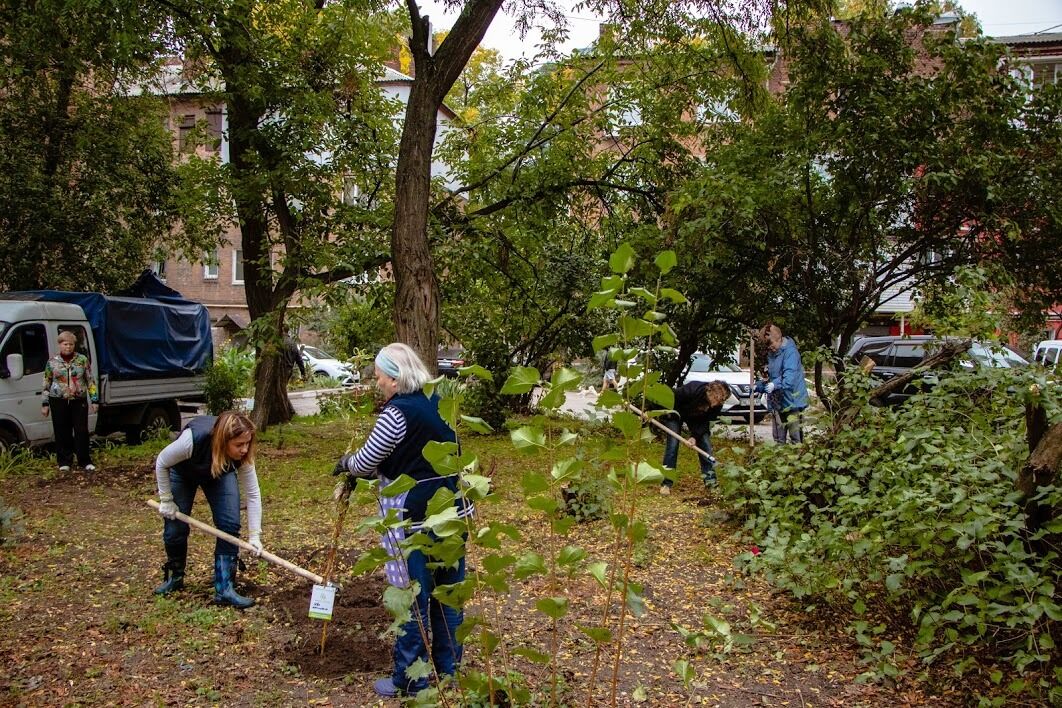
<box><xmin>333</xmin><ymin>342</ymin><xmax>472</xmax><ymax>698</ymax></box>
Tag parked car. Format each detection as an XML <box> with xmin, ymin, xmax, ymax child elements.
<box><xmin>844</xmin><ymin>335</ymin><xmax>1027</xmax><ymax>406</ymax></box>
<box><xmin>437</xmin><ymin>350</ymin><xmax>465</xmax><ymax>378</ymax></box>
<box><xmin>1033</xmin><ymin>339</ymin><xmax>1061</xmax><ymax>369</ymax></box>
<box><xmin>299</xmin><ymin>345</ymin><xmax>359</xmax><ymax>386</ymax></box>
<box><xmin>682</xmin><ymin>352</ymin><xmax>768</xmax><ymax>423</ymax></box>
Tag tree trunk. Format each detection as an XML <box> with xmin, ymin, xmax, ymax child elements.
<box><xmin>252</xmin><ymin>348</ymin><xmax>295</xmax><ymax>429</ymax></box>
<box><xmin>392</xmin><ymin>0</ymin><xmax>506</xmax><ymax>371</ymax></box>
<box><xmin>1018</xmin><ymin>397</ymin><xmax>1061</xmax><ymax>539</ymax></box>
<box><xmin>222</xmin><ymin>46</ymin><xmax>295</xmax><ymax>429</ymax></box>
<box><xmin>392</xmin><ymin>83</ymin><xmax>441</xmax><ymax>373</ymax></box>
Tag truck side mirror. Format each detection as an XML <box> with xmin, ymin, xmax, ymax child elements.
<box><xmin>4</xmin><ymin>353</ymin><xmax>24</xmax><ymax>381</ymax></box>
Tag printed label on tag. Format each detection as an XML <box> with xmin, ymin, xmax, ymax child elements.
<box><xmin>308</xmin><ymin>583</ymin><xmax>336</xmax><ymax>620</ymax></box>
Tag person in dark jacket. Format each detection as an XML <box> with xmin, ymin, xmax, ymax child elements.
<box><xmin>333</xmin><ymin>342</ymin><xmax>473</xmax><ymax>698</ymax></box>
<box><xmin>659</xmin><ymin>380</ymin><xmax>729</xmax><ymax>495</ymax></box>
<box><xmin>153</xmin><ymin>411</ymin><xmax>263</xmax><ymax>609</ymax></box>
<box><xmin>284</xmin><ymin>335</ymin><xmax>306</xmax><ymax>381</ymax></box>
<box><xmin>755</xmin><ymin>323</ymin><xmax>810</xmax><ymax>444</ymax></box>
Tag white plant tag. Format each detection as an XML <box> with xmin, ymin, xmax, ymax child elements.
<box><xmin>308</xmin><ymin>583</ymin><xmax>336</xmax><ymax>620</ymax></box>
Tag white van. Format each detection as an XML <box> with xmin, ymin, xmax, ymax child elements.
<box><xmin>0</xmin><ymin>298</ymin><xmax>207</xmax><ymax>451</ymax></box>
<box><xmin>0</xmin><ymin>301</ymin><xmax>100</xmax><ymax>448</ymax></box>
<box><xmin>1033</xmin><ymin>340</ymin><xmax>1062</xmax><ymax>369</ymax></box>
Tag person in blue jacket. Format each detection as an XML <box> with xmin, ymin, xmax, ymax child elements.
<box><xmin>756</xmin><ymin>323</ymin><xmax>810</xmax><ymax>444</ymax></box>
<box><xmin>153</xmin><ymin>411</ymin><xmax>264</xmax><ymax>609</ymax></box>
<box><xmin>333</xmin><ymin>342</ymin><xmax>473</xmax><ymax>698</ymax></box>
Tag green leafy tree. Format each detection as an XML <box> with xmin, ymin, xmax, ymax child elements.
<box><xmin>431</xmin><ymin>8</ymin><xmax>769</xmax><ymax>402</ymax></box>
<box><xmin>672</xmin><ymin>4</ymin><xmax>1062</xmax><ymax>400</ymax></box>
<box><xmin>0</xmin><ymin>0</ymin><xmax>179</xmax><ymax>291</ymax></box>
<box><xmin>161</xmin><ymin>0</ymin><xmax>401</xmax><ymax>427</ymax></box>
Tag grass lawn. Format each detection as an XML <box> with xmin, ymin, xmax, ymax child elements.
<box><xmin>0</xmin><ymin>411</ymin><xmax>944</xmax><ymax>706</ymax></box>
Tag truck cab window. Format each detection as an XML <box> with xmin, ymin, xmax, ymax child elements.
<box><xmin>57</xmin><ymin>325</ymin><xmax>91</xmax><ymax>359</ymax></box>
<box><xmin>0</xmin><ymin>323</ymin><xmax>48</xmax><ymax>375</ymax></box>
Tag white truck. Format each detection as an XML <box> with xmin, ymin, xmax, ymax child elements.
<box><xmin>0</xmin><ymin>284</ymin><xmax>211</xmax><ymax>450</ymax></box>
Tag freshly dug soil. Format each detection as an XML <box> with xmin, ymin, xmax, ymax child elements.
<box><xmin>270</xmin><ymin>574</ymin><xmax>392</xmax><ymax>679</ymax></box>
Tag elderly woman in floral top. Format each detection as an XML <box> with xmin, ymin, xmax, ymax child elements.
<box><xmin>41</xmin><ymin>331</ymin><xmax>98</xmax><ymax>472</ymax></box>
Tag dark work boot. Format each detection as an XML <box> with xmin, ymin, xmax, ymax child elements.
<box><xmin>153</xmin><ymin>544</ymin><xmax>187</xmax><ymax>595</ymax></box>
<box><xmin>213</xmin><ymin>554</ymin><xmax>254</xmax><ymax>609</ymax></box>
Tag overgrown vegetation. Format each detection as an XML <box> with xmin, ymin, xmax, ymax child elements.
<box><xmin>725</xmin><ymin>366</ymin><xmax>1062</xmax><ymax>702</ymax></box>
<box><xmin>202</xmin><ymin>346</ymin><xmax>254</xmax><ymax>414</ymax></box>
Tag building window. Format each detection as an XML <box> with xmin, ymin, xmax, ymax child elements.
<box><xmin>178</xmin><ymin>114</ymin><xmax>196</xmax><ymax>153</ymax></box>
<box><xmin>204</xmin><ymin>248</ymin><xmax>219</xmax><ymax>280</ymax></box>
<box><xmin>1032</xmin><ymin>61</ymin><xmax>1062</xmax><ymax>89</ymax></box>
<box><xmin>342</xmin><ymin>178</ymin><xmax>362</xmax><ymax>206</ymax></box>
<box><xmin>150</xmin><ymin>260</ymin><xmax>167</xmax><ymax>281</ymax></box>
<box><xmin>605</xmin><ymin>86</ymin><xmax>642</xmax><ymax>134</ymax></box>
<box><xmin>206</xmin><ymin>109</ymin><xmax>223</xmax><ymax>153</ymax></box>
<box><xmin>233</xmin><ymin>249</ymin><xmax>244</xmax><ymax>285</ymax></box>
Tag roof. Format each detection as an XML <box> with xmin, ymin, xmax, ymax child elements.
<box><xmin>215</xmin><ymin>313</ymin><xmax>248</xmax><ymax>330</ymax></box>
<box><xmin>380</xmin><ymin>66</ymin><xmax>414</xmax><ymax>83</ymax></box>
<box><xmin>990</xmin><ymin>32</ymin><xmax>1062</xmax><ymax>46</ymax></box>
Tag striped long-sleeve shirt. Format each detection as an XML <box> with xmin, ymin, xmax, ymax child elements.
<box><xmin>348</xmin><ymin>407</ymin><xmax>407</xmax><ymax>476</ymax></box>
<box><xmin>344</xmin><ymin>405</ymin><xmax>474</xmax><ymax>527</ymax></box>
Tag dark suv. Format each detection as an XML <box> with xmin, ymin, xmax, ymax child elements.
<box><xmin>844</xmin><ymin>335</ymin><xmax>1028</xmax><ymax>406</ymax></box>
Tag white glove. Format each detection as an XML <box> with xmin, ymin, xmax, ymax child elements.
<box><xmin>248</xmin><ymin>534</ymin><xmax>263</xmax><ymax>557</ymax></box>
<box><xmin>765</xmin><ymin>382</ymin><xmax>776</xmax><ymax>394</ymax></box>
<box><xmin>157</xmin><ymin>494</ymin><xmax>178</xmax><ymax>519</ymax></box>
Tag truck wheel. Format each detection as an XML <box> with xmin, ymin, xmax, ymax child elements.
<box><xmin>127</xmin><ymin>406</ymin><xmax>175</xmax><ymax>444</ymax></box>
<box><xmin>0</xmin><ymin>427</ymin><xmax>20</xmax><ymax>455</ymax></box>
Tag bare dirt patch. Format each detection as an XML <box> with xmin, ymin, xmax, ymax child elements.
<box><xmin>270</xmin><ymin>574</ymin><xmax>392</xmax><ymax>679</ymax></box>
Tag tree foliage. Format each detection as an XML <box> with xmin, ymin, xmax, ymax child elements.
<box><xmin>430</xmin><ymin>6</ymin><xmax>770</xmax><ymax>400</ymax></box>
<box><xmin>671</xmin><ymin>4</ymin><xmax>1062</xmax><ymax>396</ymax></box>
<box><xmin>0</xmin><ymin>0</ymin><xmax>178</xmax><ymax>292</ymax></box>
<box><xmin>161</xmin><ymin>0</ymin><xmax>401</xmax><ymax>427</ymax></box>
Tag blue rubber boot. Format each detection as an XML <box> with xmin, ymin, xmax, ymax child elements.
<box><xmin>153</xmin><ymin>543</ymin><xmax>186</xmax><ymax>595</ymax></box>
<box><xmin>213</xmin><ymin>554</ymin><xmax>254</xmax><ymax>609</ymax></box>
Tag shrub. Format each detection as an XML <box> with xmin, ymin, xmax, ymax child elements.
<box><xmin>561</xmin><ymin>474</ymin><xmax>612</xmax><ymax>522</ymax></box>
<box><xmin>203</xmin><ymin>346</ymin><xmax>254</xmax><ymax>415</ymax></box>
<box><xmin>723</xmin><ymin>365</ymin><xmax>1061</xmax><ymax>697</ymax></box>
<box><xmin>318</xmin><ymin>387</ymin><xmax>376</xmax><ymax>417</ymax></box>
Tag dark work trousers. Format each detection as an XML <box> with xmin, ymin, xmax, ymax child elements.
<box><xmin>50</xmin><ymin>396</ymin><xmax>92</xmax><ymax>467</ymax></box>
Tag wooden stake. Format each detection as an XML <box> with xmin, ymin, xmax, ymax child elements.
<box><xmin>146</xmin><ymin>499</ymin><xmax>324</xmax><ymax>585</ymax></box>
<box><xmin>749</xmin><ymin>332</ymin><xmax>756</xmax><ymax>448</ymax></box>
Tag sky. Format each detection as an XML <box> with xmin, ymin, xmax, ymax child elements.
<box><xmin>415</xmin><ymin>0</ymin><xmax>1062</xmax><ymax>61</ymax></box>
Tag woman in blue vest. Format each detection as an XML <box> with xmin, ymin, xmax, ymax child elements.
<box><xmin>152</xmin><ymin>411</ymin><xmax>263</xmax><ymax>609</ymax></box>
<box><xmin>333</xmin><ymin>342</ymin><xmax>472</xmax><ymax>698</ymax></box>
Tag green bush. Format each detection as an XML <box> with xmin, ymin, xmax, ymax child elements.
<box><xmin>203</xmin><ymin>346</ymin><xmax>254</xmax><ymax>415</ymax></box>
<box><xmin>561</xmin><ymin>474</ymin><xmax>612</xmax><ymax>522</ymax></box>
<box><xmin>723</xmin><ymin>365</ymin><xmax>1061</xmax><ymax>697</ymax></box>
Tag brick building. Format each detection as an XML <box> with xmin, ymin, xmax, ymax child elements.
<box><xmin>143</xmin><ymin>61</ymin><xmax>457</xmax><ymax>343</ymax></box>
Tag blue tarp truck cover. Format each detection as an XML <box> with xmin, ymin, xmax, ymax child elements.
<box><xmin>1</xmin><ymin>272</ymin><xmax>212</xmax><ymax>379</ymax></box>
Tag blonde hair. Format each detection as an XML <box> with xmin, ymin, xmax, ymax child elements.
<box><xmin>210</xmin><ymin>411</ymin><xmax>256</xmax><ymax>478</ymax></box>
<box><xmin>379</xmin><ymin>342</ymin><xmax>431</xmax><ymax>394</ymax></box>
<box><xmin>57</xmin><ymin>331</ymin><xmax>78</xmax><ymax>345</ymax></box>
